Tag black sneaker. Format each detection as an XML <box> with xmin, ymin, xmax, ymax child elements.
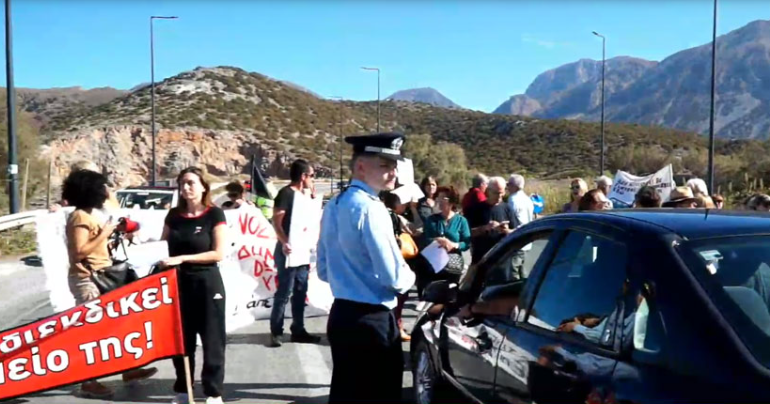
<box><xmin>269</xmin><ymin>334</ymin><xmax>283</xmax><ymax>348</ymax></box>
<box><xmin>290</xmin><ymin>331</ymin><xmax>321</xmax><ymax>344</ymax></box>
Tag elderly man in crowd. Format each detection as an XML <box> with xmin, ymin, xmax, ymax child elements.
<box><xmin>468</xmin><ymin>176</ymin><xmax>516</xmax><ymax>266</ymax></box>
<box><xmin>506</xmin><ymin>174</ymin><xmax>534</xmax><ymax>278</ymax></box>
<box><xmin>595</xmin><ymin>175</ymin><xmax>614</xmax><ymax>209</ymax></box>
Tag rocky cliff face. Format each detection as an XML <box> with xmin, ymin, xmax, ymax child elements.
<box><xmin>41</xmin><ymin>126</ymin><xmax>316</xmax><ymax>188</ymax></box>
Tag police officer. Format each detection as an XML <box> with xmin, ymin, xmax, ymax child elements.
<box><xmin>317</xmin><ymin>133</ymin><xmax>416</xmax><ymax>404</ymax></box>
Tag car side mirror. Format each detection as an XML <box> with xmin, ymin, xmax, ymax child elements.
<box><xmin>422</xmin><ymin>280</ymin><xmax>458</xmax><ymax>304</ymax></box>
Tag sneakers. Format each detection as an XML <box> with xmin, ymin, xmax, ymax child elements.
<box><xmin>206</xmin><ymin>397</ymin><xmax>224</xmax><ymax>404</ymax></box>
<box><xmin>290</xmin><ymin>330</ymin><xmax>321</xmax><ymax>344</ymax></box>
<box><xmin>269</xmin><ymin>334</ymin><xmax>283</xmax><ymax>348</ymax></box>
<box><xmin>122</xmin><ymin>367</ymin><xmax>159</xmax><ymax>384</ymax></box>
<box><xmin>79</xmin><ymin>380</ymin><xmax>113</xmax><ymax>399</ymax></box>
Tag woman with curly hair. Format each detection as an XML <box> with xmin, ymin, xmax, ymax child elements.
<box><xmin>63</xmin><ymin>170</ymin><xmax>157</xmax><ymax>399</ymax></box>
<box><xmin>160</xmin><ymin>167</ymin><xmax>228</xmax><ymax>404</ymax></box>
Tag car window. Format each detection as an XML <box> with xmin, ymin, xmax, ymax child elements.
<box><xmin>482</xmin><ymin>232</ymin><xmax>553</xmax><ymax>289</ymax></box>
<box><xmin>526</xmin><ymin>230</ymin><xmax>628</xmax><ymax>348</ymax></box>
<box><xmin>680</xmin><ymin>236</ymin><xmax>770</xmax><ymax>368</ymax></box>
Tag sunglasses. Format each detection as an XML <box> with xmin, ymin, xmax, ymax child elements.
<box><xmin>305</xmin><ymin>172</ymin><xmax>315</xmax><ymax>178</ymax></box>
<box><xmin>571</xmin><ymin>186</ymin><xmax>582</xmax><ymax>190</ymax></box>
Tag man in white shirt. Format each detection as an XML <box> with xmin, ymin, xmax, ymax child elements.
<box><xmin>507</xmin><ymin>174</ymin><xmax>534</xmax><ymax>229</ymax></box>
<box><xmin>507</xmin><ymin>174</ymin><xmax>535</xmax><ymax>279</ymax></box>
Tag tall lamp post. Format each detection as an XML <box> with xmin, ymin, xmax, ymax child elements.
<box><xmin>150</xmin><ymin>15</ymin><xmax>178</xmax><ymax>186</ymax></box>
<box><xmin>592</xmin><ymin>31</ymin><xmax>606</xmax><ymax>176</ymax></box>
<box><xmin>361</xmin><ymin>67</ymin><xmax>380</xmax><ymax>132</ymax></box>
<box><xmin>5</xmin><ymin>0</ymin><xmax>18</xmax><ymax>213</ymax></box>
<box><xmin>330</xmin><ymin>96</ymin><xmax>344</xmax><ymax>191</ymax></box>
<box><xmin>707</xmin><ymin>0</ymin><xmax>718</xmax><ymax>194</ymax></box>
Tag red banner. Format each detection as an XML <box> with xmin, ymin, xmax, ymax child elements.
<box><xmin>0</xmin><ymin>271</ymin><xmax>185</xmax><ymax>401</ymax></box>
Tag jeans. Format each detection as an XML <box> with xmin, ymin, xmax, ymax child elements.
<box><xmin>270</xmin><ymin>242</ymin><xmax>309</xmax><ymax>336</ymax></box>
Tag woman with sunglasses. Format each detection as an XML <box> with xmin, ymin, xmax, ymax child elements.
<box><xmin>563</xmin><ymin>178</ymin><xmax>588</xmax><ymax>213</ymax></box>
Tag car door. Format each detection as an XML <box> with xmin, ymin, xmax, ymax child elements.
<box><xmin>442</xmin><ymin>229</ymin><xmax>556</xmax><ymax>403</ymax></box>
<box><xmin>495</xmin><ymin>225</ymin><xmax>630</xmax><ymax>404</ymax></box>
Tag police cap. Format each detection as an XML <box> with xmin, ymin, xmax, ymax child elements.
<box><xmin>345</xmin><ymin>133</ymin><xmax>406</xmax><ymax>161</ymax></box>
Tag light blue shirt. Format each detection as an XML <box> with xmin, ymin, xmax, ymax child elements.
<box><xmin>317</xmin><ymin>179</ymin><xmax>416</xmax><ymax>309</ymax></box>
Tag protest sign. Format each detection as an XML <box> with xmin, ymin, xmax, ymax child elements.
<box><xmin>286</xmin><ymin>192</ymin><xmax>323</xmax><ymax>268</ymax></box>
<box><xmin>608</xmin><ymin>164</ymin><xmax>674</xmax><ymax>208</ymax></box>
<box><xmin>0</xmin><ymin>272</ymin><xmax>184</xmax><ymax>401</ymax></box>
<box><xmin>36</xmin><ymin>204</ymin><xmax>333</xmax><ymax>334</ymax></box>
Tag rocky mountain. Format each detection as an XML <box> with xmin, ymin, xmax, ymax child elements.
<box><xmin>493</xmin><ymin>94</ymin><xmax>541</xmax><ymax>116</ymax></box>
<box><xmin>386</xmin><ymin>87</ymin><xmax>461</xmax><ymax>109</ymax></box>
<box><xmin>494</xmin><ymin>19</ymin><xmax>770</xmax><ymax>139</ymax></box>
<box><xmin>31</xmin><ymin>65</ymin><xmax>714</xmax><ymax>190</ymax></box>
<box><xmin>495</xmin><ymin>57</ymin><xmax>657</xmax><ymax>116</ymax></box>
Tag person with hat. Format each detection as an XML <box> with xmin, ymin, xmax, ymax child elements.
<box><xmin>662</xmin><ymin>186</ymin><xmax>699</xmax><ymax>208</ymax></box>
<box><xmin>317</xmin><ymin>133</ymin><xmax>416</xmax><ymax>403</ymax></box>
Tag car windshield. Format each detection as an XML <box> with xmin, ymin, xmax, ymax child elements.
<box><xmin>117</xmin><ymin>191</ymin><xmax>174</xmax><ymax>210</ymax></box>
<box><xmin>681</xmin><ymin>236</ymin><xmax>770</xmax><ymax>366</ymax></box>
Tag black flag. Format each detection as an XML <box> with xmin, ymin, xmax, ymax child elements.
<box><xmin>251</xmin><ymin>155</ymin><xmax>274</xmax><ymax>200</ymax></box>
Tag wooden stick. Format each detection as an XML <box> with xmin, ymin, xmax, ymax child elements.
<box><xmin>46</xmin><ymin>157</ymin><xmax>52</xmax><ymax>208</ymax></box>
<box><xmin>20</xmin><ymin>158</ymin><xmax>28</xmax><ymax>211</ymax></box>
<box><xmin>184</xmin><ymin>356</ymin><xmax>195</xmax><ymax>404</ymax></box>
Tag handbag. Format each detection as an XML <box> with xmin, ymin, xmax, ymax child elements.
<box><xmin>438</xmin><ymin>215</ymin><xmax>465</xmax><ymax>274</ymax></box>
<box><xmin>88</xmin><ymin>234</ymin><xmax>138</xmax><ymax>294</ymax></box>
<box><xmin>444</xmin><ymin>251</ymin><xmax>465</xmax><ymax>275</ymax></box>
<box><xmin>90</xmin><ymin>260</ymin><xmax>139</xmax><ymax>294</ymax></box>
<box><xmin>399</xmin><ymin>232</ymin><xmax>419</xmax><ymax>259</ymax></box>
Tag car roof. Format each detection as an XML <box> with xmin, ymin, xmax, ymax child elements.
<box><xmin>539</xmin><ymin>209</ymin><xmax>770</xmax><ymax>240</ymax></box>
<box><xmin>118</xmin><ymin>186</ymin><xmax>176</xmax><ymax>192</ymax></box>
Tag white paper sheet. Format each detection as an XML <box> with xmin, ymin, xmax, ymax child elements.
<box><xmin>391</xmin><ymin>182</ymin><xmax>425</xmax><ymax>204</ymax></box>
<box><xmin>421</xmin><ymin>241</ymin><xmax>450</xmax><ymax>273</ymax></box>
<box><xmin>397</xmin><ymin>158</ymin><xmax>415</xmax><ymax>187</ymax></box>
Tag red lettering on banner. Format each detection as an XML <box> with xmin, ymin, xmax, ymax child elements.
<box><xmin>253</xmin><ymin>260</ymin><xmax>266</xmax><ymax>278</ymax></box>
<box><xmin>0</xmin><ymin>273</ymin><xmax>185</xmax><ymax>401</ymax></box>
<box><xmin>237</xmin><ymin>246</ymin><xmax>252</xmax><ymax>261</ymax></box>
<box><xmin>238</xmin><ymin>213</ymin><xmax>250</xmax><ymax>235</ymax></box>
<box><xmin>262</xmin><ymin>275</ymin><xmax>275</xmax><ymax>291</ymax></box>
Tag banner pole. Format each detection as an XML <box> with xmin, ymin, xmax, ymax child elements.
<box><xmin>184</xmin><ymin>356</ymin><xmax>195</xmax><ymax>404</ymax></box>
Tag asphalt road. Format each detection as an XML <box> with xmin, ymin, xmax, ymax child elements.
<box><xmin>0</xmin><ymin>259</ymin><xmax>418</xmax><ymax>404</ymax></box>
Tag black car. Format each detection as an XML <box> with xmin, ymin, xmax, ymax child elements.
<box><xmin>412</xmin><ymin>209</ymin><xmax>770</xmax><ymax>403</ymax></box>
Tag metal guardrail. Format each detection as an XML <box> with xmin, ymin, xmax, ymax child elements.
<box><xmin>0</xmin><ymin>209</ymin><xmax>45</xmax><ymax>232</ymax></box>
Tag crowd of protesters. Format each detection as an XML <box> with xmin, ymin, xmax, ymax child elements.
<box><xmin>56</xmin><ymin>151</ymin><xmax>770</xmax><ymax>403</ymax></box>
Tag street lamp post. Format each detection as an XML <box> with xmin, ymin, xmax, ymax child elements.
<box><xmin>707</xmin><ymin>0</ymin><xmax>718</xmax><ymax>194</ymax></box>
<box><xmin>592</xmin><ymin>31</ymin><xmax>606</xmax><ymax>176</ymax></box>
<box><xmin>5</xmin><ymin>0</ymin><xmax>19</xmax><ymax>213</ymax></box>
<box><xmin>330</xmin><ymin>96</ymin><xmax>344</xmax><ymax>191</ymax></box>
<box><xmin>361</xmin><ymin>67</ymin><xmax>380</xmax><ymax>132</ymax></box>
<box><xmin>150</xmin><ymin>15</ymin><xmax>178</xmax><ymax>186</ymax></box>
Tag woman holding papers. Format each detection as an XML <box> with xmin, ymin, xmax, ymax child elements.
<box><xmin>421</xmin><ymin>186</ymin><xmax>471</xmax><ymax>288</ymax></box>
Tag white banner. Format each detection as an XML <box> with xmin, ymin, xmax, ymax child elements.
<box><xmin>608</xmin><ymin>164</ymin><xmax>674</xmax><ymax>208</ymax></box>
<box><xmin>36</xmin><ymin>205</ymin><xmax>333</xmax><ymax>333</ymax></box>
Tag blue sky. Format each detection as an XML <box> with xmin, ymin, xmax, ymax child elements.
<box><xmin>1</xmin><ymin>0</ymin><xmax>767</xmax><ymax>112</ymax></box>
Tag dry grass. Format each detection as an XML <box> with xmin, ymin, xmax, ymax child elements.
<box><xmin>0</xmin><ymin>227</ymin><xmax>37</xmax><ymax>257</ymax></box>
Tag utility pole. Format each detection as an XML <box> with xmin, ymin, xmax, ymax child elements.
<box><xmin>707</xmin><ymin>0</ymin><xmax>718</xmax><ymax>194</ymax></box>
<box><xmin>5</xmin><ymin>0</ymin><xmax>19</xmax><ymax>213</ymax></box>
<box><xmin>150</xmin><ymin>15</ymin><xmax>178</xmax><ymax>186</ymax></box>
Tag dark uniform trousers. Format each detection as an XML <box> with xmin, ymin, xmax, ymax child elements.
<box><xmin>173</xmin><ymin>267</ymin><xmax>227</xmax><ymax>397</ymax></box>
<box><xmin>327</xmin><ymin>299</ymin><xmax>403</xmax><ymax>404</ymax></box>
